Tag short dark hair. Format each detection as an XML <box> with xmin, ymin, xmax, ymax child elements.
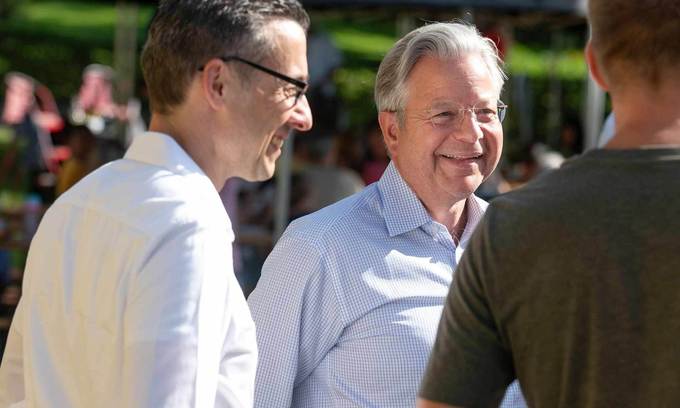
<box><xmin>141</xmin><ymin>0</ymin><xmax>309</xmax><ymax>115</ymax></box>
<box><xmin>588</xmin><ymin>0</ymin><xmax>680</xmax><ymax>86</ymax></box>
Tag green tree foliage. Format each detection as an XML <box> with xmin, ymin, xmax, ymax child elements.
<box><xmin>0</xmin><ymin>1</ymin><xmax>153</xmax><ymax>102</ymax></box>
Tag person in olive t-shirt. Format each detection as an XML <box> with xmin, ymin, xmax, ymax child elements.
<box><xmin>417</xmin><ymin>0</ymin><xmax>680</xmax><ymax>407</ymax></box>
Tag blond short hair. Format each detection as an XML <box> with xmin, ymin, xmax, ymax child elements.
<box><xmin>588</xmin><ymin>0</ymin><xmax>680</xmax><ymax>86</ymax></box>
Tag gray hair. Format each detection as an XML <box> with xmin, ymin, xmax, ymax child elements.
<box><xmin>375</xmin><ymin>22</ymin><xmax>506</xmax><ymax>114</ymax></box>
<box><xmin>83</xmin><ymin>64</ymin><xmax>115</xmax><ymax>82</ymax></box>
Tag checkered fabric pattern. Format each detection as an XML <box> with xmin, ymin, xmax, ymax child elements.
<box><xmin>248</xmin><ymin>162</ymin><xmax>526</xmax><ymax>407</ymax></box>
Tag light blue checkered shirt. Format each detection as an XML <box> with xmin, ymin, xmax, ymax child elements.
<box><xmin>248</xmin><ymin>162</ymin><xmax>526</xmax><ymax>407</ymax></box>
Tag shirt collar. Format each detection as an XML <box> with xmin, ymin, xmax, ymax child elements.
<box><xmin>124</xmin><ymin>131</ymin><xmax>214</xmax><ymax>189</ymax></box>
<box><xmin>377</xmin><ymin>161</ymin><xmax>489</xmax><ymax>240</ymax></box>
<box><xmin>458</xmin><ymin>194</ymin><xmax>488</xmax><ymax>248</ymax></box>
<box><xmin>377</xmin><ymin>161</ymin><xmax>433</xmax><ymax>237</ymax></box>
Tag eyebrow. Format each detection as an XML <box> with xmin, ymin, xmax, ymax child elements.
<box><xmin>428</xmin><ymin>98</ymin><xmax>497</xmax><ymax>109</ymax></box>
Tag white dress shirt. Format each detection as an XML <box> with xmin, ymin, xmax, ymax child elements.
<box><xmin>248</xmin><ymin>162</ymin><xmax>525</xmax><ymax>407</ymax></box>
<box><xmin>0</xmin><ymin>132</ymin><xmax>257</xmax><ymax>407</ymax></box>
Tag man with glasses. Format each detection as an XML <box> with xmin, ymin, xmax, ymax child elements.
<box><xmin>418</xmin><ymin>1</ymin><xmax>680</xmax><ymax>407</ymax></box>
<box><xmin>202</xmin><ymin>56</ymin><xmax>308</xmax><ymax>108</ymax></box>
<box><xmin>248</xmin><ymin>22</ymin><xmax>525</xmax><ymax>407</ymax></box>
<box><xmin>0</xmin><ymin>1</ymin><xmax>312</xmax><ymax>407</ymax></box>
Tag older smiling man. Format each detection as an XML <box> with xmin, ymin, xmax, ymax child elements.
<box><xmin>248</xmin><ymin>22</ymin><xmax>525</xmax><ymax>408</ymax></box>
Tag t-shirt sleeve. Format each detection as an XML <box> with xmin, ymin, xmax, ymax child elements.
<box><xmin>419</xmin><ymin>213</ymin><xmax>514</xmax><ymax>407</ymax></box>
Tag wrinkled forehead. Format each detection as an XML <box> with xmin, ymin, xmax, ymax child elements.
<box><xmin>406</xmin><ymin>55</ymin><xmax>501</xmax><ymax>108</ymax></box>
<box><xmin>427</xmin><ymin>97</ymin><xmax>499</xmax><ymax>109</ymax></box>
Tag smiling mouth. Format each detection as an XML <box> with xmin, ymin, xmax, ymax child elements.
<box><xmin>440</xmin><ymin>153</ymin><xmax>483</xmax><ymax>160</ymax></box>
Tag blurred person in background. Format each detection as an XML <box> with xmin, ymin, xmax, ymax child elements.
<box><xmin>249</xmin><ymin>22</ymin><xmax>525</xmax><ymax>408</ymax></box>
<box><xmin>293</xmin><ymin>133</ymin><xmax>364</xmax><ymax>216</ymax></box>
<box><xmin>55</xmin><ymin>124</ymin><xmax>96</xmax><ymax>196</ymax></box>
<box><xmin>418</xmin><ymin>0</ymin><xmax>680</xmax><ymax>407</ymax></box>
<box><xmin>0</xmin><ymin>0</ymin><xmax>312</xmax><ymax>406</ymax></box>
<box><xmin>1</xmin><ymin>72</ymin><xmax>63</xmax><ymax>200</ymax></box>
<box><xmin>557</xmin><ymin>117</ymin><xmax>583</xmax><ymax>157</ymax></box>
<box><xmin>70</xmin><ymin>64</ymin><xmax>145</xmax><ymax>166</ymax></box>
<box><xmin>305</xmin><ymin>25</ymin><xmax>343</xmax><ymax>140</ymax></box>
<box><xmin>360</xmin><ymin>120</ymin><xmax>390</xmax><ymax>185</ymax></box>
<box><xmin>334</xmin><ymin>128</ymin><xmax>366</xmax><ymax>175</ymax></box>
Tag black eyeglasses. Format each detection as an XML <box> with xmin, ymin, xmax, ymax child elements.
<box><xmin>200</xmin><ymin>56</ymin><xmax>308</xmax><ymax>107</ymax></box>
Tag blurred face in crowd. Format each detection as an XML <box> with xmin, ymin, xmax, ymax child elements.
<box><xmin>383</xmin><ymin>54</ymin><xmax>503</xmax><ymax>207</ymax></box>
<box><xmin>227</xmin><ymin>19</ymin><xmax>313</xmax><ymax>181</ymax></box>
<box><xmin>77</xmin><ymin>72</ymin><xmax>112</xmax><ymax>112</ymax></box>
<box><xmin>2</xmin><ymin>75</ymin><xmax>35</xmax><ymax>124</ymax></box>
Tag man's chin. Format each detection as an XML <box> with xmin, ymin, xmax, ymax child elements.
<box><xmin>436</xmin><ymin>176</ymin><xmax>482</xmax><ymax>200</ymax></box>
<box><xmin>242</xmin><ymin>163</ymin><xmax>276</xmax><ymax>182</ymax></box>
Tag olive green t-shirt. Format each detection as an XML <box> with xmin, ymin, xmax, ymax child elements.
<box><xmin>420</xmin><ymin>148</ymin><xmax>680</xmax><ymax>408</ymax></box>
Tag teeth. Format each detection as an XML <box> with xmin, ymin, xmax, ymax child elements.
<box><xmin>442</xmin><ymin>153</ymin><xmax>482</xmax><ymax>159</ymax></box>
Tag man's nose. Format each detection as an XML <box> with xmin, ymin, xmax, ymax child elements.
<box><xmin>453</xmin><ymin>111</ymin><xmax>483</xmax><ymax>143</ymax></box>
<box><xmin>288</xmin><ymin>94</ymin><xmax>313</xmax><ymax>132</ymax></box>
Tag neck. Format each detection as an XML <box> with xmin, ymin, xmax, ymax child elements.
<box><xmin>424</xmin><ymin>196</ymin><xmax>469</xmax><ymax>241</ymax></box>
<box><xmin>605</xmin><ymin>78</ymin><xmax>680</xmax><ymax>149</ymax></box>
<box><xmin>149</xmin><ymin>111</ymin><xmax>230</xmax><ymax>190</ymax></box>
<box><xmin>394</xmin><ymin>162</ymin><xmax>472</xmax><ymax>239</ymax></box>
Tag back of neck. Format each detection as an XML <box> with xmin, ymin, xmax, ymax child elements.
<box><xmin>605</xmin><ymin>80</ymin><xmax>680</xmax><ymax>149</ymax></box>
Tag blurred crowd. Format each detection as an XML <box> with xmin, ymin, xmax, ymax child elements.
<box><xmin>0</xmin><ymin>65</ymin><xmax>145</xmax><ymax>205</ymax></box>
<box><xmin>0</xmin><ymin>65</ymin><xmax>145</xmax><ymax>305</ymax></box>
<box><xmin>0</xmin><ymin>54</ymin><xmax>587</xmax><ymax>298</ymax></box>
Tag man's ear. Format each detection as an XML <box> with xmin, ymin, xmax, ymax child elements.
<box><xmin>585</xmin><ymin>41</ymin><xmax>609</xmax><ymax>92</ymax></box>
<box><xmin>378</xmin><ymin>111</ymin><xmax>400</xmax><ymax>159</ymax></box>
<box><xmin>200</xmin><ymin>58</ymin><xmax>232</xmax><ymax>110</ymax></box>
